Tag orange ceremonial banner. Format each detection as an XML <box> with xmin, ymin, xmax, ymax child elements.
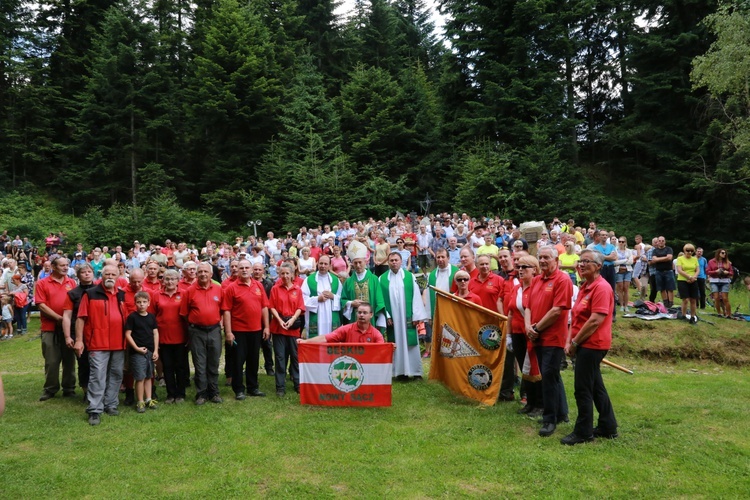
<box><xmin>428</xmin><ymin>289</ymin><xmax>508</xmax><ymax>405</ymax></box>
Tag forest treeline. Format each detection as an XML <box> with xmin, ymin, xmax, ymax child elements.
<box><xmin>0</xmin><ymin>0</ymin><xmax>748</xmax><ymax>251</ymax></box>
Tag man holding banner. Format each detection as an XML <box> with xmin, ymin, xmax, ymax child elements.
<box><xmin>422</xmin><ymin>248</ymin><xmax>458</xmax><ymax>359</ymax></box>
<box><xmin>380</xmin><ymin>252</ymin><xmax>429</xmax><ymax>378</ymax></box>
<box><xmin>301</xmin><ymin>255</ymin><xmax>342</xmax><ymax>339</ymax></box>
<box><xmin>297</xmin><ymin>304</ymin><xmax>393</xmax><ymax>407</ymax></box>
<box><xmin>298</xmin><ymin>304</ymin><xmax>384</xmax><ymax>345</ymax></box>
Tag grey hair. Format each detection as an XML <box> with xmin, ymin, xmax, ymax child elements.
<box><xmin>580</xmin><ymin>249</ymin><xmax>604</xmax><ymax>265</ymax></box>
<box><xmin>538</xmin><ymin>246</ymin><xmax>558</xmax><ymax>259</ymax></box>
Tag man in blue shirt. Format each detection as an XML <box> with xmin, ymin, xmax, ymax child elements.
<box><xmin>696</xmin><ymin>247</ymin><xmax>708</xmax><ymax>310</ymax></box>
<box><xmin>592</xmin><ymin>229</ymin><xmax>617</xmax><ymax>317</ymax></box>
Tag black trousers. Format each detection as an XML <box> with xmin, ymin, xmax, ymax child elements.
<box><xmin>498</xmin><ymin>337</ymin><xmax>518</xmax><ymax>399</ymax></box>
<box><xmin>261</xmin><ymin>338</ymin><xmax>274</xmax><ymax>372</ymax></box>
<box><xmin>649</xmin><ymin>274</ymin><xmax>658</xmax><ymax>302</ymax></box>
<box><xmin>161</xmin><ymin>343</ymin><xmax>189</xmax><ymax>399</ymax></box>
<box><xmin>536</xmin><ymin>346</ymin><xmax>569</xmax><ymax>424</ymax></box>
<box><xmin>573</xmin><ymin>347</ymin><xmax>617</xmax><ymax>437</ymax></box>
<box><xmin>232</xmin><ymin>330</ymin><xmax>262</xmax><ymax>394</ymax></box>
<box><xmin>600</xmin><ymin>265</ymin><xmax>616</xmax><ymax>316</ymax></box>
<box><xmin>273</xmin><ymin>334</ymin><xmax>299</xmax><ymax>392</ymax></box>
<box><xmin>224</xmin><ymin>342</ymin><xmax>235</xmax><ymax>379</ymax></box>
<box><xmin>697</xmin><ymin>278</ymin><xmax>706</xmax><ymax>309</ymax></box>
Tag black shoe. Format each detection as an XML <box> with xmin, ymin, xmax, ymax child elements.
<box><xmin>39</xmin><ymin>392</ymin><xmax>55</xmax><ymax>401</ymax></box>
<box><xmin>235</xmin><ymin>392</ymin><xmax>246</xmax><ymax>401</ymax></box>
<box><xmin>266</xmin><ymin>369</ymin><xmax>275</xmax><ymax>376</ymax></box>
<box><xmin>249</xmin><ymin>389</ymin><xmax>266</xmax><ymax>397</ymax></box>
<box><xmin>560</xmin><ymin>432</ymin><xmax>593</xmax><ymax>446</ymax></box>
<box><xmin>539</xmin><ymin>423</ymin><xmax>557</xmax><ymax>437</ymax></box>
<box><xmin>210</xmin><ymin>395</ymin><xmax>223</xmax><ymax>404</ymax></box>
<box><xmin>276</xmin><ymin>390</ymin><xmax>285</xmax><ymax>397</ymax></box>
<box><xmin>526</xmin><ymin>408</ymin><xmax>544</xmax><ymax>419</ymax></box>
<box><xmin>498</xmin><ymin>394</ymin><xmax>515</xmax><ymax>402</ymax></box>
<box><xmin>63</xmin><ymin>390</ymin><xmax>76</xmax><ymax>398</ymax></box>
<box><xmin>88</xmin><ymin>413</ymin><xmax>101</xmax><ymax>426</ymax></box>
<box><xmin>518</xmin><ymin>405</ymin><xmax>533</xmax><ymax>415</ymax></box>
<box><xmin>593</xmin><ymin>427</ymin><xmax>619</xmax><ymax>439</ymax></box>
<box><xmin>104</xmin><ymin>407</ymin><xmax>119</xmax><ymax>416</ymax></box>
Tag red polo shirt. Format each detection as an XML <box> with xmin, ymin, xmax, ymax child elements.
<box><xmin>150</xmin><ymin>289</ymin><xmax>187</xmax><ymax>344</ymax></box>
<box><xmin>35</xmin><ymin>275</ymin><xmax>77</xmax><ymax>331</ymax></box>
<box><xmin>122</xmin><ymin>286</ymin><xmax>146</xmax><ymax>317</ymax></box>
<box><xmin>469</xmin><ymin>273</ymin><xmax>505</xmax><ymax>312</ymax></box>
<box><xmin>528</xmin><ymin>269</ymin><xmax>572</xmax><ymax>348</ymax></box>
<box><xmin>221</xmin><ymin>276</ymin><xmax>237</xmax><ymax>289</ymax></box>
<box><xmin>269</xmin><ymin>282</ymin><xmax>305</xmax><ymax>337</ymax></box>
<box><xmin>221</xmin><ymin>279</ymin><xmax>268</xmax><ymax>332</ymax></box>
<box><xmin>325</xmin><ymin>323</ymin><xmax>384</xmax><ymax>343</ymax></box>
<box><xmin>180</xmin><ymin>282</ymin><xmax>223</xmax><ymax>326</ymax></box>
<box><xmin>456</xmin><ymin>291</ymin><xmax>483</xmax><ymax>306</ymax></box>
<box><xmin>571</xmin><ymin>275</ymin><xmax>613</xmax><ymax>350</ymax></box>
<box><xmin>142</xmin><ymin>278</ymin><xmax>161</xmax><ymax>294</ymax></box>
<box><xmin>501</xmin><ymin>271</ymin><xmax>518</xmax><ymax>314</ymax></box>
<box><xmin>178</xmin><ymin>279</ymin><xmax>196</xmax><ymax>294</ymax></box>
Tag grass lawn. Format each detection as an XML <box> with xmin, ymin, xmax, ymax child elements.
<box><xmin>1</xmin><ymin>316</ymin><xmax>749</xmax><ymax>498</ymax></box>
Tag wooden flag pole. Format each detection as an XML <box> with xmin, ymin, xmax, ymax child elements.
<box><xmin>602</xmin><ymin>358</ymin><xmax>634</xmax><ymax>375</ymax></box>
<box><xmin>430</xmin><ymin>286</ymin><xmax>508</xmax><ymax>321</ymax></box>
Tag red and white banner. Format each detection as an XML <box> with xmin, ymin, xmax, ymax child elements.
<box><xmin>299</xmin><ymin>343</ymin><xmax>393</xmax><ymax>407</ymax></box>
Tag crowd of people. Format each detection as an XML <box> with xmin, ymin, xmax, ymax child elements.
<box><xmin>2</xmin><ymin>214</ymin><xmax>745</xmax><ymax>443</ymax></box>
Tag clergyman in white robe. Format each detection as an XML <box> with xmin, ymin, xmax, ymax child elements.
<box><xmin>301</xmin><ymin>271</ymin><xmax>342</xmax><ymax>338</ymax></box>
<box><xmin>383</xmin><ymin>268</ymin><xmax>429</xmax><ymax>377</ymax></box>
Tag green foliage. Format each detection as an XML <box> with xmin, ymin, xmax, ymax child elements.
<box><xmin>0</xmin><ymin>186</ymin><xmax>85</xmax><ymax>245</ymax></box>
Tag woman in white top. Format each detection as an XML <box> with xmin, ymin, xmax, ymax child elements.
<box><xmin>298</xmin><ymin>247</ymin><xmax>316</xmax><ymax>276</ymax></box>
<box><xmin>614</xmin><ymin>237</ymin><xmax>634</xmax><ymax>312</ymax></box>
<box><xmin>248</xmin><ymin>246</ymin><xmax>265</xmax><ymax>267</ymax></box>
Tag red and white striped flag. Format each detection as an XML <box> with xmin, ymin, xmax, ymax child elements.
<box><xmin>299</xmin><ymin>343</ymin><xmax>393</xmax><ymax>407</ymax></box>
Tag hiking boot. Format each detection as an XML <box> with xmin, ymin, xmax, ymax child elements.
<box><xmin>104</xmin><ymin>407</ymin><xmax>119</xmax><ymax>416</ymax></box>
<box><xmin>560</xmin><ymin>432</ymin><xmax>594</xmax><ymax>446</ymax></box>
<box><xmin>88</xmin><ymin>413</ymin><xmax>101</xmax><ymax>426</ymax></box>
<box><xmin>136</xmin><ymin>401</ymin><xmax>146</xmax><ymax>413</ymax></box>
<box><xmin>195</xmin><ymin>397</ymin><xmax>206</xmax><ymax>406</ymax></box>
<box><xmin>210</xmin><ymin>395</ymin><xmax>223</xmax><ymax>404</ymax></box>
<box><xmin>147</xmin><ymin>399</ymin><xmax>158</xmax><ymax>409</ymax></box>
<box><xmin>593</xmin><ymin>427</ymin><xmax>619</xmax><ymax>439</ymax></box>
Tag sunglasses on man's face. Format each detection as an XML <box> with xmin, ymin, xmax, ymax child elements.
<box><xmin>455</xmin><ymin>278</ymin><xmax>469</xmax><ymax>282</ymax></box>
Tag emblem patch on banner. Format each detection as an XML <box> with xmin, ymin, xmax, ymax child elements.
<box><xmin>477</xmin><ymin>324</ymin><xmax>502</xmax><ymax>351</ymax></box>
<box><xmin>467</xmin><ymin>364</ymin><xmax>493</xmax><ymax>391</ymax></box>
<box><xmin>439</xmin><ymin>323</ymin><xmax>479</xmax><ymax>358</ymax></box>
<box><xmin>328</xmin><ymin>356</ymin><xmax>364</xmax><ymax>393</ymax></box>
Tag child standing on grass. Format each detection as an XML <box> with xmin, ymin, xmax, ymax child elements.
<box><xmin>125</xmin><ymin>291</ymin><xmax>160</xmax><ymax>413</ymax></box>
<box><xmin>1</xmin><ymin>296</ymin><xmax>13</xmax><ymax>340</ymax></box>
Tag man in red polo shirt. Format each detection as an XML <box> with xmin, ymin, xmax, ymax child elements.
<box><xmin>220</xmin><ymin>259</ymin><xmax>239</xmax><ymax>387</ymax></box>
<box><xmin>178</xmin><ymin>261</ymin><xmax>197</xmax><ymax>293</ymax></box>
<box><xmin>469</xmin><ymin>254</ymin><xmax>505</xmax><ymax>312</ymax></box>
<box><xmin>35</xmin><ymin>256</ymin><xmax>78</xmax><ymax>401</ymax></box>
<box><xmin>74</xmin><ymin>265</ymin><xmax>127</xmax><ymax>425</ymax></box>
<box><xmin>180</xmin><ymin>262</ymin><xmax>224</xmax><ymax>405</ymax></box>
<box><xmin>142</xmin><ymin>261</ymin><xmax>162</xmax><ymax>293</ymax></box>
<box><xmin>223</xmin><ymin>259</ymin><xmax>270</xmax><ymax>400</ymax></box>
<box><xmin>298</xmin><ymin>303</ymin><xmax>384</xmax><ymax>344</ymax></box>
<box><xmin>526</xmin><ymin>246</ymin><xmax>572</xmax><ymax>438</ymax></box>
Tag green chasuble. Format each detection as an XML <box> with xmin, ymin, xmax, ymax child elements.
<box><xmin>427</xmin><ymin>265</ymin><xmax>459</xmax><ymax>316</ymax></box>
<box><xmin>341</xmin><ymin>270</ymin><xmax>386</xmax><ymax>326</ymax></box>
<box><xmin>379</xmin><ymin>270</ymin><xmax>419</xmax><ymax>346</ymax></box>
<box><xmin>306</xmin><ymin>272</ymin><xmax>340</xmax><ymax>338</ymax></box>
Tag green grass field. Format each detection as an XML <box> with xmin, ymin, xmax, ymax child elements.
<box><xmin>1</xmin><ymin>316</ymin><xmax>749</xmax><ymax>498</ymax></box>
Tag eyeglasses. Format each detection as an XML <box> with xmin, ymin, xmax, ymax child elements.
<box><xmin>578</xmin><ymin>259</ymin><xmax>596</xmax><ymax>265</ymax></box>
<box><xmin>515</xmin><ymin>265</ymin><xmax>533</xmax><ymax>270</ymax></box>
<box><xmin>455</xmin><ymin>278</ymin><xmax>469</xmax><ymax>282</ymax></box>
<box><xmin>618</xmin><ymin>240</ymin><xmax>626</xmax><ymax>243</ymax></box>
